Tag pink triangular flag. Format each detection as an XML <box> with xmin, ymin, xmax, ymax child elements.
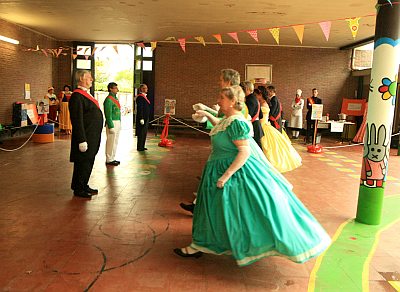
<box><xmin>213</xmin><ymin>34</ymin><xmax>222</xmax><ymax>45</ymax></box>
<box><xmin>247</xmin><ymin>30</ymin><xmax>259</xmax><ymax>42</ymax></box>
<box><xmin>178</xmin><ymin>38</ymin><xmax>186</xmax><ymax>52</ymax></box>
<box><xmin>319</xmin><ymin>21</ymin><xmax>332</xmax><ymax>41</ymax></box>
<box><xmin>269</xmin><ymin>28</ymin><xmax>280</xmax><ymax>45</ymax></box>
<box><xmin>227</xmin><ymin>32</ymin><xmax>240</xmax><ymax>44</ymax></box>
<box><xmin>136</xmin><ymin>42</ymin><xmax>146</xmax><ymax>49</ymax></box>
<box><xmin>292</xmin><ymin>25</ymin><xmax>304</xmax><ymax>44</ymax></box>
<box><xmin>84</xmin><ymin>55</ymin><xmax>89</xmax><ymax>60</ymax></box>
<box><xmin>41</xmin><ymin>49</ymin><xmax>48</xmax><ymax>57</ymax></box>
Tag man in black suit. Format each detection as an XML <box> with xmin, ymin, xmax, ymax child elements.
<box><xmin>306</xmin><ymin>88</ymin><xmax>322</xmax><ymax>143</ymax></box>
<box><xmin>69</xmin><ymin>70</ymin><xmax>103</xmax><ymax>198</ymax></box>
<box><xmin>135</xmin><ymin>84</ymin><xmax>151</xmax><ymax>151</ymax></box>
<box><xmin>266</xmin><ymin>85</ymin><xmax>283</xmax><ymax>133</ymax></box>
<box><xmin>241</xmin><ymin>81</ymin><xmax>263</xmax><ymax>148</ymax></box>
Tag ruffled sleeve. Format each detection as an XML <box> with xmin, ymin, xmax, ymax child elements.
<box><xmin>227</xmin><ymin>119</ymin><xmax>251</xmax><ymax>141</ymax></box>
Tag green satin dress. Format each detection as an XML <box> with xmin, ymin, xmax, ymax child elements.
<box><xmin>191</xmin><ymin>115</ymin><xmax>331</xmax><ymax>266</ymax></box>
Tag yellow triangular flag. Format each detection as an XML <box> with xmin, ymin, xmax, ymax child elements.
<box><xmin>151</xmin><ymin>41</ymin><xmax>157</xmax><ymax>51</ymax></box>
<box><xmin>194</xmin><ymin>36</ymin><xmax>206</xmax><ymax>46</ymax></box>
<box><xmin>292</xmin><ymin>25</ymin><xmax>304</xmax><ymax>44</ymax></box>
<box><xmin>269</xmin><ymin>28</ymin><xmax>280</xmax><ymax>45</ymax></box>
<box><xmin>165</xmin><ymin>36</ymin><xmax>176</xmax><ymax>41</ymax></box>
<box><xmin>213</xmin><ymin>34</ymin><xmax>223</xmax><ymax>45</ymax></box>
<box><xmin>346</xmin><ymin>17</ymin><xmax>361</xmax><ymax>39</ymax></box>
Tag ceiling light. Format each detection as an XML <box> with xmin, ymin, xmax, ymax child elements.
<box><xmin>0</xmin><ymin>35</ymin><xmax>19</xmax><ymax>45</ymax></box>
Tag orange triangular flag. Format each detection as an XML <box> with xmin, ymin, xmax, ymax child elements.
<box><xmin>41</xmin><ymin>49</ymin><xmax>48</xmax><ymax>57</ymax></box>
<box><xmin>346</xmin><ymin>17</ymin><xmax>361</xmax><ymax>39</ymax></box>
<box><xmin>151</xmin><ymin>42</ymin><xmax>157</xmax><ymax>51</ymax></box>
<box><xmin>213</xmin><ymin>34</ymin><xmax>222</xmax><ymax>45</ymax></box>
<box><xmin>194</xmin><ymin>36</ymin><xmax>206</xmax><ymax>46</ymax></box>
<box><xmin>113</xmin><ymin>45</ymin><xmax>119</xmax><ymax>55</ymax></box>
<box><xmin>319</xmin><ymin>21</ymin><xmax>332</xmax><ymax>41</ymax></box>
<box><xmin>269</xmin><ymin>28</ymin><xmax>280</xmax><ymax>45</ymax></box>
<box><xmin>136</xmin><ymin>42</ymin><xmax>146</xmax><ymax>49</ymax></box>
<box><xmin>247</xmin><ymin>30</ymin><xmax>259</xmax><ymax>42</ymax></box>
<box><xmin>227</xmin><ymin>32</ymin><xmax>240</xmax><ymax>44</ymax></box>
<box><xmin>178</xmin><ymin>38</ymin><xmax>186</xmax><ymax>52</ymax></box>
<box><xmin>72</xmin><ymin>54</ymin><xmax>78</xmax><ymax>60</ymax></box>
<box><xmin>91</xmin><ymin>47</ymin><xmax>97</xmax><ymax>56</ymax></box>
<box><xmin>292</xmin><ymin>25</ymin><xmax>304</xmax><ymax>44</ymax></box>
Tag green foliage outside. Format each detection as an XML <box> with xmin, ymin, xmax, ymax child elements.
<box><xmin>94</xmin><ymin>59</ymin><xmax>134</xmax><ymax>93</ymax></box>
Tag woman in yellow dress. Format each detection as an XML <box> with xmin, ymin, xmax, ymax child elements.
<box><xmin>254</xmin><ymin>87</ymin><xmax>302</xmax><ymax>173</ymax></box>
<box><xmin>58</xmin><ymin>85</ymin><xmax>73</xmax><ymax>135</ymax></box>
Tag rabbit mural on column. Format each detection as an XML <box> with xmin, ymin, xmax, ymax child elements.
<box><xmin>360</xmin><ymin>123</ymin><xmax>389</xmax><ymax>187</ymax></box>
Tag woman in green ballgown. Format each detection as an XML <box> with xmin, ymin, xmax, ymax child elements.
<box><xmin>174</xmin><ymin>85</ymin><xmax>331</xmax><ymax>266</ymax></box>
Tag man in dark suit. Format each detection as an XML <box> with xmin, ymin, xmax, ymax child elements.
<box><xmin>69</xmin><ymin>70</ymin><xmax>103</xmax><ymax>198</ymax></box>
<box><xmin>266</xmin><ymin>85</ymin><xmax>283</xmax><ymax>133</ymax></box>
<box><xmin>135</xmin><ymin>84</ymin><xmax>151</xmax><ymax>151</ymax></box>
<box><xmin>306</xmin><ymin>88</ymin><xmax>322</xmax><ymax>143</ymax></box>
<box><xmin>242</xmin><ymin>81</ymin><xmax>263</xmax><ymax>148</ymax></box>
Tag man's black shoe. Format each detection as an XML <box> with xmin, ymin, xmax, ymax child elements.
<box><xmin>85</xmin><ymin>187</ymin><xmax>98</xmax><ymax>195</ymax></box>
<box><xmin>106</xmin><ymin>161</ymin><xmax>119</xmax><ymax>166</ymax></box>
<box><xmin>73</xmin><ymin>190</ymin><xmax>92</xmax><ymax>198</ymax></box>
<box><xmin>180</xmin><ymin>202</ymin><xmax>195</xmax><ymax>214</ymax></box>
<box><xmin>113</xmin><ymin>160</ymin><xmax>121</xmax><ymax>165</ymax></box>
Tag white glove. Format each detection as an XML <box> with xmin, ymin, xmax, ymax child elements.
<box><xmin>79</xmin><ymin>142</ymin><xmax>88</xmax><ymax>152</ymax></box>
<box><xmin>108</xmin><ymin>127</ymin><xmax>115</xmax><ymax>133</ymax></box>
<box><xmin>140</xmin><ymin>119</ymin><xmax>144</xmax><ymax>125</ymax></box>
<box><xmin>193</xmin><ymin>103</ymin><xmax>207</xmax><ymax>111</ymax></box>
<box><xmin>212</xmin><ymin>104</ymin><xmax>220</xmax><ymax>112</ymax></box>
<box><xmin>192</xmin><ymin>113</ymin><xmax>207</xmax><ymax>123</ymax></box>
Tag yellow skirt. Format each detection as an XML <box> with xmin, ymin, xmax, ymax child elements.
<box><xmin>261</xmin><ymin>123</ymin><xmax>302</xmax><ymax>173</ymax></box>
<box><xmin>59</xmin><ymin>102</ymin><xmax>72</xmax><ymax>130</ymax></box>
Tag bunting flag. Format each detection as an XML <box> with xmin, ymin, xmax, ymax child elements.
<box><xmin>213</xmin><ymin>34</ymin><xmax>223</xmax><ymax>45</ymax></box>
<box><xmin>41</xmin><ymin>49</ymin><xmax>48</xmax><ymax>57</ymax></box>
<box><xmin>83</xmin><ymin>47</ymin><xmax>90</xmax><ymax>55</ymax></box>
<box><xmin>84</xmin><ymin>55</ymin><xmax>89</xmax><ymax>60</ymax></box>
<box><xmin>136</xmin><ymin>42</ymin><xmax>146</xmax><ymax>49</ymax></box>
<box><xmin>91</xmin><ymin>47</ymin><xmax>97</xmax><ymax>56</ymax></box>
<box><xmin>56</xmin><ymin>48</ymin><xmax>63</xmax><ymax>57</ymax></box>
<box><xmin>178</xmin><ymin>38</ymin><xmax>186</xmax><ymax>52</ymax></box>
<box><xmin>227</xmin><ymin>32</ymin><xmax>240</xmax><ymax>44</ymax></box>
<box><xmin>35</xmin><ymin>45</ymin><xmax>40</xmax><ymax>51</ymax></box>
<box><xmin>292</xmin><ymin>25</ymin><xmax>305</xmax><ymax>44</ymax></box>
<box><xmin>72</xmin><ymin>54</ymin><xmax>78</xmax><ymax>60</ymax></box>
<box><xmin>165</xmin><ymin>36</ymin><xmax>176</xmax><ymax>41</ymax></box>
<box><xmin>112</xmin><ymin>45</ymin><xmax>119</xmax><ymax>55</ymax></box>
<box><xmin>194</xmin><ymin>36</ymin><xmax>206</xmax><ymax>46</ymax></box>
<box><xmin>346</xmin><ymin>17</ymin><xmax>361</xmax><ymax>39</ymax></box>
<box><xmin>98</xmin><ymin>46</ymin><xmax>106</xmax><ymax>52</ymax></box>
<box><xmin>247</xmin><ymin>30</ymin><xmax>259</xmax><ymax>42</ymax></box>
<box><xmin>319</xmin><ymin>21</ymin><xmax>332</xmax><ymax>41</ymax></box>
<box><xmin>269</xmin><ymin>28</ymin><xmax>280</xmax><ymax>45</ymax></box>
<box><xmin>151</xmin><ymin>41</ymin><xmax>157</xmax><ymax>51</ymax></box>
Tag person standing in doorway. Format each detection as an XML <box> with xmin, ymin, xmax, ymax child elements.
<box><xmin>104</xmin><ymin>82</ymin><xmax>121</xmax><ymax>166</ymax></box>
<box><xmin>69</xmin><ymin>70</ymin><xmax>103</xmax><ymax>198</ymax></box>
<box><xmin>306</xmin><ymin>88</ymin><xmax>322</xmax><ymax>143</ymax></box>
<box><xmin>135</xmin><ymin>84</ymin><xmax>151</xmax><ymax>151</ymax></box>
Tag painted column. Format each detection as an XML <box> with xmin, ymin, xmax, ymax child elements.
<box><xmin>356</xmin><ymin>0</ymin><xmax>399</xmax><ymax>225</ymax></box>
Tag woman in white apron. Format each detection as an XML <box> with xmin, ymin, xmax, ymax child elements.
<box><xmin>289</xmin><ymin>89</ymin><xmax>304</xmax><ymax>139</ymax></box>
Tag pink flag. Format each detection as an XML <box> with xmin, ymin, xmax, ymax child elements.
<box><xmin>41</xmin><ymin>49</ymin><xmax>48</xmax><ymax>57</ymax></box>
<box><xmin>247</xmin><ymin>30</ymin><xmax>259</xmax><ymax>42</ymax></box>
<box><xmin>227</xmin><ymin>32</ymin><xmax>240</xmax><ymax>44</ymax></box>
<box><xmin>178</xmin><ymin>38</ymin><xmax>186</xmax><ymax>52</ymax></box>
<box><xmin>136</xmin><ymin>42</ymin><xmax>146</xmax><ymax>49</ymax></box>
<box><xmin>319</xmin><ymin>21</ymin><xmax>332</xmax><ymax>41</ymax></box>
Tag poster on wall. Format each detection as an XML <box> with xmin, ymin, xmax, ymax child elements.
<box><xmin>245</xmin><ymin>64</ymin><xmax>272</xmax><ymax>84</ymax></box>
<box><xmin>164</xmin><ymin>99</ymin><xmax>176</xmax><ymax>115</ymax></box>
<box><xmin>25</xmin><ymin>83</ymin><xmax>31</xmax><ymax>99</ymax></box>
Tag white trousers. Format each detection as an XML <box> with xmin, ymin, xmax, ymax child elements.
<box><xmin>105</xmin><ymin>120</ymin><xmax>121</xmax><ymax>163</ymax></box>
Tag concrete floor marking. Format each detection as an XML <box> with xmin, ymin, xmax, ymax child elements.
<box><xmin>308</xmin><ymin>195</ymin><xmax>400</xmax><ymax>292</ymax></box>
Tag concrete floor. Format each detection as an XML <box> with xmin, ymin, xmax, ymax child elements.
<box><xmin>0</xmin><ymin>120</ymin><xmax>399</xmax><ymax>291</ymax></box>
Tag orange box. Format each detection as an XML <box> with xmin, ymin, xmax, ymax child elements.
<box><xmin>32</xmin><ymin>133</ymin><xmax>54</xmax><ymax>143</ymax></box>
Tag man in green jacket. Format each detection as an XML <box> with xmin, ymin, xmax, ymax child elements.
<box><xmin>104</xmin><ymin>82</ymin><xmax>121</xmax><ymax>166</ymax></box>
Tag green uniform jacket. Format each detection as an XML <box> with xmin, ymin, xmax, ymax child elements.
<box><xmin>103</xmin><ymin>93</ymin><xmax>121</xmax><ymax>129</ymax></box>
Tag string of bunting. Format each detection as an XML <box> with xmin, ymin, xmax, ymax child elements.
<box><xmin>22</xmin><ymin>3</ymin><xmax>398</xmax><ymax>56</ymax></box>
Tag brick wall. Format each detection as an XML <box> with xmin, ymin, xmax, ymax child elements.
<box><xmin>154</xmin><ymin>42</ymin><xmax>358</xmax><ymax>123</ymax></box>
<box><xmin>0</xmin><ymin>18</ymin><xmax>71</xmax><ymax>125</ymax></box>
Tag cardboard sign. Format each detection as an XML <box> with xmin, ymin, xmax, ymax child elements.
<box><xmin>311</xmin><ymin>104</ymin><xmax>324</xmax><ymax>120</ymax></box>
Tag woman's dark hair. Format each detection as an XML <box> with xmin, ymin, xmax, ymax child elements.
<box><xmin>63</xmin><ymin>85</ymin><xmax>71</xmax><ymax>91</ymax></box>
<box><xmin>257</xmin><ymin>86</ymin><xmax>268</xmax><ymax>101</ymax></box>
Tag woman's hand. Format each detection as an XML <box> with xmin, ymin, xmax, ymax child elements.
<box><xmin>217</xmin><ymin>179</ymin><xmax>226</xmax><ymax>188</ymax></box>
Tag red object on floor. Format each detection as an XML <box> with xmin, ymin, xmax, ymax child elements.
<box><xmin>158</xmin><ymin>114</ymin><xmax>173</xmax><ymax>147</ymax></box>
<box><xmin>307</xmin><ymin>144</ymin><xmax>323</xmax><ymax>153</ymax></box>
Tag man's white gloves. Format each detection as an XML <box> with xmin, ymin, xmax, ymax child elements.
<box><xmin>140</xmin><ymin>119</ymin><xmax>145</xmax><ymax>125</ymax></box>
<box><xmin>79</xmin><ymin>142</ymin><xmax>88</xmax><ymax>152</ymax></box>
